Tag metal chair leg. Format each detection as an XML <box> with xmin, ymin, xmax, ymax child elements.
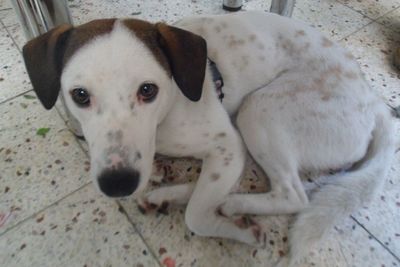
<box><xmin>10</xmin><ymin>0</ymin><xmax>83</xmax><ymax>137</ymax></box>
<box><xmin>270</xmin><ymin>0</ymin><xmax>295</xmax><ymax>17</ymax></box>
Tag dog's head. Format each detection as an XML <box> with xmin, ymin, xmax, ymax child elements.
<box><xmin>22</xmin><ymin>19</ymin><xmax>207</xmax><ymax>198</ymax></box>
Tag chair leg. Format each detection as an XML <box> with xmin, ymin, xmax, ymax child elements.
<box><xmin>270</xmin><ymin>0</ymin><xmax>296</xmax><ymax>17</ymax></box>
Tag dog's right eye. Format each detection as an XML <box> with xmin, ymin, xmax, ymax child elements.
<box><xmin>71</xmin><ymin>88</ymin><xmax>90</xmax><ymax>107</ymax></box>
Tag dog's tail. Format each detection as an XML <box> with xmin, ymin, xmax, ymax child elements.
<box><xmin>288</xmin><ymin>111</ymin><xmax>395</xmax><ymax>266</ymax></box>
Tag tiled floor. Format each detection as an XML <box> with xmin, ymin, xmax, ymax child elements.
<box><xmin>0</xmin><ymin>0</ymin><xmax>399</xmax><ymax>266</ymax></box>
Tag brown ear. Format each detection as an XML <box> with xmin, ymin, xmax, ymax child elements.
<box><xmin>22</xmin><ymin>24</ymin><xmax>73</xmax><ymax>109</ymax></box>
<box><xmin>156</xmin><ymin>23</ymin><xmax>207</xmax><ymax>102</ymax></box>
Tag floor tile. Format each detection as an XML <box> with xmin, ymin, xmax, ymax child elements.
<box><xmin>293</xmin><ymin>0</ymin><xmax>372</xmax><ymax>40</ymax></box>
<box><xmin>338</xmin><ymin>0</ymin><xmax>400</xmax><ymax>20</ymax></box>
<box><xmin>0</xmin><ymin>7</ymin><xmax>18</xmax><ymax>27</ymax></box>
<box><xmin>4</xmin><ymin>23</ymin><xmax>25</xmax><ymax>51</ymax></box>
<box><xmin>0</xmin><ymin>184</ymin><xmax>159</xmax><ymax>267</ymax></box>
<box><xmin>376</xmin><ymin>7</ymin><xmax>400</xmax><ymax>34</ymax></box>
<box><xmin>119</xmin><ymin>156</ymin><xmax>399</xmax><ymax>266</ymax></box>
<box><xmin>0</xmin><ymin>26</ymin><xmax>31</xmax><ymax>102</ymax></box>
<box><xmin>0</xmin><ymin>92</ymin><xmax>90</xmax><ymax>234</ymax></box>
<box><xmin>0</xmin><ymin>0</ymin><xmax>11</xmax><ymax>10</ymax></box>
<box><xmin>340</xmin><ymin>21</ymin><xmax>400</xmax><ymax>108</ymax></box>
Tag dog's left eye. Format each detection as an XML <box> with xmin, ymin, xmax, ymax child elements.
<box><xmin>71</xmin><ymin>87</ymin><xmax>90</xmax><ymax>107</ymax></box>
<box><xmin>138</xmin><ymin>83</ymin><xmax>158</xmax><ymax>102</ymax></box>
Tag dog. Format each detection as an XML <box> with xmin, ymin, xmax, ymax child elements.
<box><xmin>22</xmin><ymin>11</ymin><xmax>395</xmax><ymax>266</ymax></box>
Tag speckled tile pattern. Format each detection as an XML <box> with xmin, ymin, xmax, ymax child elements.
<box><xmin>0</xmin><ymin>0</ymin><xmax>11</xmax><ymax>10</ymax></box>
<box><xmin>0</xmin><ymin>7</ymin><xmax>18</xmax><ymax>27</ymax></box>
<box><xmin>337</xmin><ymin>0</ymin><xmax>400</xmax><ymax>20</ymax></box>
<box><xmin>0</xmin><ymin>26</ymin><xmax>30</xmax><ymax>102</ymax></box>
<box><xmin>0</xmin><ymin>0</ymin><xmax>400</xmax><ymax>266</ymax></box>
<box><xmin>0</xmin><ymin>185</ymin><xmax>158</xmax><ymax>267</ymax></box>
<box><xmin>3</xmin><ymin>23</ymin><xmax>25</xmax><ymax>51</ymax></box>
<box><xmin>293</xmin><ymin>0</ymin><xmax>372</xmax><ymax>40</ymax></box>
<box><xmin>340</xmin><ymin>21</ymin><xmax>400</xmax><ymax>108</ymax></box>
<box><xmin>376</xmin><ymin>7</ymin><xmax>400</xmax><ymax>35</ymax></box>
<box><xmin>0</xmin><ymin>93</ymin><xmax>90</xmax><ymax>233</ymax></box>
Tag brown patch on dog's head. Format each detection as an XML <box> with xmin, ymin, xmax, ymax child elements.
<box><xmin>63</xmin><ymin>19</ymin><xmax>117</xmax><ymax>64</ymax></box>
<box><xmin>23</xmin><ymin>18</ymin><xmax>207</xmax><ymax>109</ymax></box>
<box><xmin>123</xmin><ymin>19</ymin><xmax>170</xmax><ymax>75</ymax></box>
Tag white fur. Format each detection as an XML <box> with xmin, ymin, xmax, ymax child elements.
<box><xmin>60</xmin><ymin>12</ymin><xmax>395</xmax><ymax>266</ymax></box>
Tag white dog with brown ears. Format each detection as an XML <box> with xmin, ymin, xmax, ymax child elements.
<box><xmin>22</xmin><ymin>11</ymin><xmax>395</xmax><ymax>266</ymax></box>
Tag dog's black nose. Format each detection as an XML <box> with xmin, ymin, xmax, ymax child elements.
<box><xmin>98</xmin><ymin>168</ymin><xmax>140</xmax><ymax>197</ymax></box>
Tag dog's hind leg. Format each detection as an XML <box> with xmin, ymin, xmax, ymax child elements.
<box><xmin>220</xmin><ymin>92</ymin><xmax>309</xmax><ymax>217</ymax></box>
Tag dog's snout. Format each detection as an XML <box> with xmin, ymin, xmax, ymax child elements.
<box><xmin>98</xmin><ymin>168</ymin><xmax>140</xmax><ymax>197</ymax></box>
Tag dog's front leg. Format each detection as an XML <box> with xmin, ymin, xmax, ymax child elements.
<box><xmin>184</xmin><ymin>131</ymin><xmax>265</xmax><ymax>246</ymax></box>
<box><xmin>138</xmin><ymin>183</ymin><xmax>195</xmax><ymax>213</ymax></box>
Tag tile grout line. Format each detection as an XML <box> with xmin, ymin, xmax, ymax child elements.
<box><xmin>116</xmin><ymin>200</ymin><xmax>164</xmax><ymax>267</ymax></box>
<box><xmin>0</xmin><ymin>18</ymin><xmax>22</xmax><ymax>53</ymax></box>
<box><xmin>0</xmin><ymin>181</ymin><xmax>92</xmax><ymax>238</ymax></box>
<box><xmin>370</xmin><ymin>6</ymin><xmax>400</xmax><ymax>29</ymax></box>
<box><xmin>336</xmin><ymin>0</ymin><xmax>400</xmax><ymax>37</ymax></box>
<box><xmin>0</xmin><ymin>88</ymin><xmax>33</xmax><ymax>105</ymax></box>
<box><xmin>350</xmin><ymin>215</ymin><xmax>400</xmax><ymax>262</ymax></box>
<box><xmin>339</xmin><ymin>20</ymin><xmax>375</xmax><ymax>42</ymax></box>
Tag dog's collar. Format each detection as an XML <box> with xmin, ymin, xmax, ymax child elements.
<box><xmin>208</xmin><ymin>59</ymin><xmax>224</xmax><ymax>102</ymax></box>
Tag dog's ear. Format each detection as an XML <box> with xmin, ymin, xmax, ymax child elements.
<box><xmin>156</xmin><ymin>23</ymin><xmax>207</xmax><ymax>102</ymax></box>
<box><xmin>22</xmin><ymin>24</ymin><xmax>73</xmax><ymax>109</ymax></box>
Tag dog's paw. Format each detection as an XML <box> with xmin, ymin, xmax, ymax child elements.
<box><xmin>234</xmin><ymin>215</ymin><xmax>267</xmax><ymax>248</ymax></box>
<box><xmin>137</xmin><ymin>199</ymin><xmax>158</xmax><ymax>215</ymax></box>
<box><xmin>137</xmin><ymin>193</ymin><xmax>170</xmax><ymax>215</ymax></box>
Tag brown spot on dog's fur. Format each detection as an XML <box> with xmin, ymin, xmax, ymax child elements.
<box><xmin>217</xmin><ymin>146</ymin><xmax>227</xmax><ymax>154</ymax></box>
<box><xmin>344</xmin><ymin>71</ymin><xmax>358</xmax><ymax>79</ymax></box>
<box><xmin>322</xmin><ymin>37</ymin><xmax>334</xmax><ymax>47</ymax></box>
<box><xmin>249</xmin><ymin>34</ymin><xmax>256</xmax><ymax>42</ymax></box>
<box><xmin>295</xmin><ymin>30</ymin><xmax>305</xmax><ymax>37</ymax></box>
<box><xmin>345</xmin><ymin>52</ymin><xmax>355</xmax><ymax>60</ymax></box>
<box><xmin>211</xmin><ymin>173</ymin><xmax>220</xmax><ymax>181</ymax></box>
<box><xmin>228</xmin><ymin>35</ymin><xmax>246</xmax><ymax>48</ymax></box>
<box><xmin>321</xmin><ymin>94</ymin><xmax>331</xmax><ymax>101</ymax></box>
<box><xmin>240</xmin><ymin>55</ymin><xmax>250</xmax><ymax>70</ymax></box>
<box><xmin>215</xmin><ymin>132</ymin><xmax>227</xmax><ymax>139</ymax></box>
<box><xmin>278</xmin><ymin>34</ymin><xmax>310</xmax><ymax>57</ymax></box>
<box><xmin>214</xmin><ymin>25</ymin><xmax>222</xmax><ymax>33</ymax></box>
<box><xmin>272</xmin><ymin>63</ymin><xmax>344</xmax><ymax>101</ymax></box>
